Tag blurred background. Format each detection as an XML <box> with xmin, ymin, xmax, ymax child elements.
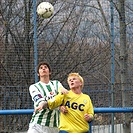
<box><xmin>0</xmin><ymin>0</ymin><xmax>133</xmax><ymax>132</ymax></box>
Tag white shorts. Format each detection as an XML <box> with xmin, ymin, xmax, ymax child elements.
<box><xmin>27</xmin><ymin>123</ymin><xmax>58</xmax><ymax>133</ymax></box>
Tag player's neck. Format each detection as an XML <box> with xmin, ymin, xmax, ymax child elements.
<box><xmin>40</xmin><ymin>76</ymin><xmax>50</xmax><ymax>84</ymax></box>
<box><xmin>71</xmin><ymin>87</ymin><xmax>81</xmax><ymax>94</ymax></box>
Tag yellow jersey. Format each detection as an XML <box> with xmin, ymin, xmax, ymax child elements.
<box><xmin>48</xmin><ymin>90</ymin><xmax>94</xmax><ymax>133</ymax></box>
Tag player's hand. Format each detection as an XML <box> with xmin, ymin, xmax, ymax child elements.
<box><xmin>60</xmin><ymin>87</ymin><xmax>68</xmax><ymax>94</ymax></box>
<box><xmin>84</xmin><ymin>114</ymin><xmax>94</xmax><ymax>122</ymax></box>
<box><xmin>60</xmin><ymin>106</ymin><xmax>68</xmax><ymax>114</ymax></box>
<box><xmin>34</xmin><ymin>101</ymin><xmax>48</xmax><ymax>113</ymax></box>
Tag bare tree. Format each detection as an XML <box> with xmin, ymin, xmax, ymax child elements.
<box><xmin>118</xmin><ymin>0</ymin><xmax>131</xmax><ymax>132</ymax></box>
<box><xmin>0</xmin><ymin>0</ymin><xmax>133</xmax><ymax>132</ymax></box>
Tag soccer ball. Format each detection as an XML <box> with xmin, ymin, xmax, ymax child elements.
<box><xmin>37</xmin><ymin>2</ymin><xmax>54</xmax><ymax>19</ymax></box>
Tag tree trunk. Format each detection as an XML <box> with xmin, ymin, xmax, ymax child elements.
<box><xmin>119</xmin><ymin>0</ymin><xmax>131</xmax><ymax>133</ymax></box>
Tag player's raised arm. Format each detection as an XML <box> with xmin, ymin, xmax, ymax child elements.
<box><xmin>48</xmin><ymin>93</ymin><xmax>64</xmax><ymax>109</ymax></box>
<box><xmin>35</xmin><ymin>93</ymin><xmax>65</xmax><ymax>112</ymax></box>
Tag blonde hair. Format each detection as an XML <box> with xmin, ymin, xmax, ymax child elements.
<box><xmin>67</xmin><ymin>73</ymin><xmax>84</xmax><ymax>90</ymax></box>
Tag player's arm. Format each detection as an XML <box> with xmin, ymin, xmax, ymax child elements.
<box><xmin>84</xmin><ymin>97</ymin><xmax>94</xmax><ymax>122</ymax></box>
<box><xmin>59</xmin><ymin>105</ymin><xmax>68</xmax><ymax>114</ymax></box>
<box><xmin>35</xmin><ymin>93</ymin><xmax>65</xmax><ymax>112</ymax></box>
<box><xmin>29</xmin><ymin>85</ymin><xmax>45</xmax><ymax>107</ymax></box>
<box><xmin>84</xmin><ymin>113</ymin><xmax>94</xmax><ymax>122</ymax></box>
<box><xmin>48</xmin><ymin>93</ymin><xmax>65</xmax><ymax>109</ymax></box>
<box><xmin>35</xmin><ymin>101</ymin><xmax>48</xmax><ymax>112</ymax></box>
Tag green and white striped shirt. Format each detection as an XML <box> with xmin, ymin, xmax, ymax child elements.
<box><xmin>29</xmin><ymin>80</ymin><xmax>63</xmax><ymax>127</ymax></box>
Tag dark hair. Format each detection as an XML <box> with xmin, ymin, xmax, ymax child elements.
<box><xmin>37</xmin><ymin>62</ymin><xmax>51</xmax><ymax>74</ymax></box>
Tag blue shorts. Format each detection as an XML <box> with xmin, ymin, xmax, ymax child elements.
<box><xmin>59</xmin><ymin>131</ymin><xmax>89</xmax><ymax>133</ymax></box>
<box><xmin>59</xmin><ymin>131</ymin><xmax>68</xmax><ymax>133</ymax></box>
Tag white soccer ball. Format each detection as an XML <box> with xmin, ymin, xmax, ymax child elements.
<box><xmin>37</xmin><ymin>2</ymin><xmax>54</xmax><ymax>19</ymax></box>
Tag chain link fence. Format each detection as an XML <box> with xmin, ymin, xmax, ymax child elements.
<box><xmin>0</xmin><ymin>0</ymin><xmax>133</xmax><ymax>132</ymax></box>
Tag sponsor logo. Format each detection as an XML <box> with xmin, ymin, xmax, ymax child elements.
<box><xmin>50</xmin><ymin>92</ymin><xmax>54</xmax><ymax>95</ymax></box>
<box><xmin>83</xmin><ymin>99</ymin><xmax>87</xmax><ymax>104</ymax></box>
<box><xmin>65</xmin><ymin>101</ymin><xmax>85</xmax><ymax>111</ymax></box>
<box><xmin>44</xmin><ymin>94</ymin><xmax>56</xmax><ymax>101</ymax></box>
<box><xmin>33</xmin><ymin>94</ymin><xmax>43</xmax><ymax>102</ymax></box>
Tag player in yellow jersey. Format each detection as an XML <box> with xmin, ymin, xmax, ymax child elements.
<box><xmin>35</xmin><ymin>73</ymin><xmax>94</xmax><ymax>133</ymax></box>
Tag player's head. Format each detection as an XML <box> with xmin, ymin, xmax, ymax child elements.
<box><xmin>67</xmin><ymin>73</ymin><xmax>84</xmax><ymax>90</ymax></box>
<box><xmin>37</xmin><ymin>62</ymin><xmax>51</xmax><ymax>78</ymax></box>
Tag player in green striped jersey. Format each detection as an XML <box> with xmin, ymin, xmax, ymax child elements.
<box><xmin>27</xmin><ymin>62</ymin><xmax>68</xmax><ymax>133</ymax></box>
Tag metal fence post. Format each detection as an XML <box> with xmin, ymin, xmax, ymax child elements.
<box><xmin>110</xmin><ymin>0</ymin><xmax>115</xmax><ymax>132</ymax></box>
<box><xmin>33</xmin><ymin>0</ymin><xmax>38</xmax><ymax>82</ymax></box>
